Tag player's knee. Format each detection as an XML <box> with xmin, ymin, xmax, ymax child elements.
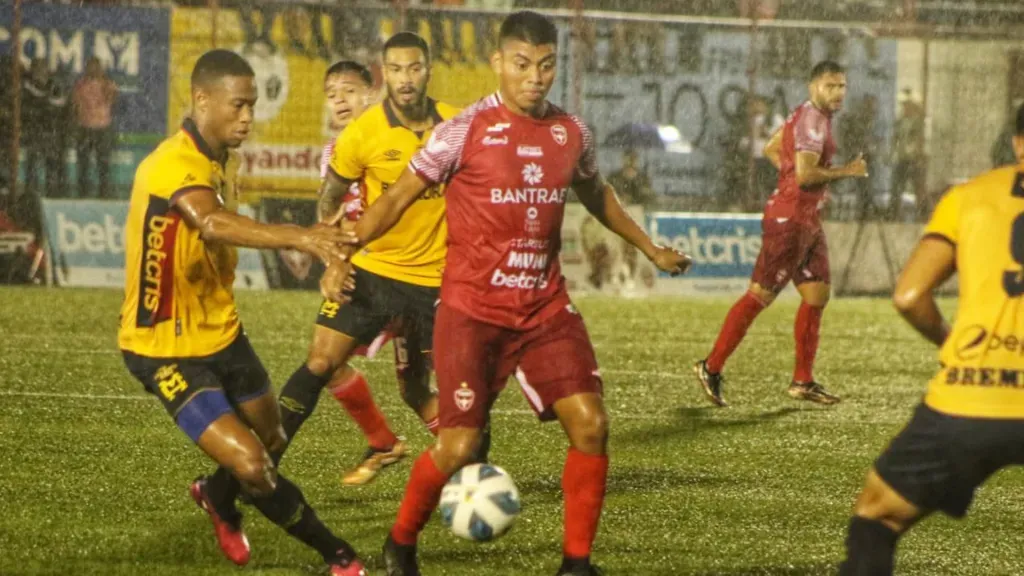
<box><xmin>398</xmin><ymin>371</ymin><xmax>432</xmax><ymax>410</ymax></box>
<box><xmin>260</xmin><ymin>425</ymin><xmax>288</xmax><ymax>456</ymax></box>
<box><xmin>569</xmin><ymin>410</ymin><xmax>610</xmax><ymax>454</ymax></box>
<box><xmin>305</xmin><ymin>351</ymin><xmax>341</xmax><ymax>378</ymax></box>
<box><xmin>233</xmin><ymin>452</ymin><xmax>277</xmax><ymax>496</ymax></box>
<box><xmin>433</xmin><ymin>430</ymin><xmax>481</xmax><ymax>474</ymax></box>
<box><xmin>749</xmin><ymin>284</ymin><xmax>777</xmax><ymax>306</ymax></box>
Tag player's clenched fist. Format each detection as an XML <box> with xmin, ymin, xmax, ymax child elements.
<box><xmin>844</xmin><ymin>153</ymin><xmax>868</xmax><ymax>178</ymax></box>
<box><xmin>651</xmin><ymin>246</ymin><xmax>692</xmax><ymax>277</ymax></box>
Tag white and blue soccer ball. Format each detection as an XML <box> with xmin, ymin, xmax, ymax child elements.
<box><xmin>439</xmin><ymin>463</ymin><xmax>521</xmax><ymax>542</ymax></box>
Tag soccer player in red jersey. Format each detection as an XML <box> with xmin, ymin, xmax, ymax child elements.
<box><xmin>694</xmin><ymin>61</ymin><xmax>868</xmax><ymax>407</ymax></box>
<box><xmin>319</xmin><ymin>11</ymin><xmax>691</xmax><ymax>576</ymax></box>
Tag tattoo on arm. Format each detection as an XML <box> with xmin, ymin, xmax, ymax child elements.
<box><xmin>317</xmin><ymin>170</ymin><xmax>354</xmax><ymax>224</ymax></box>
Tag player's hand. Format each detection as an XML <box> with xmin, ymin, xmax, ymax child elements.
<box><xmin>845</xmin><ymin>154</ymin><xmax>868</xmax><ymax>178</ymax></box>
<box><xmin>320</xmin><ymin>260</ymin><xmax>354</xmax><ymax>304</ymax></box>
<box><xmin>297</xmin><ymin>225</ymin><xmax>349</xmax><ymax>263</ymax></box>
<box><xmin>651</xmin><ymin>245</ymin><xmax>692</xmax><ymax>277</ymax></box>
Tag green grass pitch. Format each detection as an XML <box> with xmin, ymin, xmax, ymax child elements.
<box><xmin>1</xmin><ymin>287</ymin><xmax>1021</xmax><ymax>575</ymax></box>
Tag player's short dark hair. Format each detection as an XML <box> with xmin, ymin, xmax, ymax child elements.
<box><xmin>499</xmin><ymin>11</ymin><xmax>559</xmax><ymax>47</ymax></box>
<box><xmin>191</xmin><ymin>49</ymin><xmax>254</xmax><ymax>90</ymax></box>
<box><xmin>1016</xmin><ymin>102</ymin><xmax>1024</xmax><ymax>137</ymax></box>
<box><xmin>324</xmin><ymin>60</ymin><xmax>372</xmax><ymax>86</ymax></box>
<box><xmin>383</xmin><ymin>32</ymin><xmax>430</xmax><ymax>62</ymax></box>
<box><xmin>809</xmin><ymin>60</ymin><xmax>845</xmax><ymax>81</ymax></box>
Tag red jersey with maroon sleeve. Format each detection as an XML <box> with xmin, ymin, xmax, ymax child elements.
<box><xmin>765</xmin><ymin>101</ymin><xmax>836</xmax><ymax>223</ymax></box>
<box><xmin>409</xmin><ymin>93</ymin><xmax>597</xmax><ymax>330</ymax></box>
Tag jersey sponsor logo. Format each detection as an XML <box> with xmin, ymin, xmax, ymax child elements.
<box><xmin>521</xmin><ymin>163</ymin><xmax>544</xmax><ymax>185</ymax></box>
<box><xmin>506</xmin><ymin>250</ymin><xmax>549</xmax><ymax>270</ymax></box>
<box><xmin>953</xmin><ymin>326</ymin><xmax>1024</xmax><ymax>361</ymax></box>
<box><xmin>944</xmin><ymin>366</ymin><xmax>1024</xmax><ymax>388</ymax></box>
<box><xmin>136</xmin><ymin>196</ymin><xmax>180</xmax><ymax>328</ymax></box>
<box><xmin>807</xmin><ymin>127</ymin><xmax>824</xmax><ymax>142</ymax></box>
<box><xmin>455</xmin><ymin>382</ymin><xmax>476</xmax><ymax>411</ymax></box>
<box><xmin>551</xmin><ymin>124</ymin><xmax>567</xmax><ymax>146</ymax></box>
<box><xmin>182</xmin><ymin>173</ymin><xmax>196</xmax><ymax>185</ymax></box>
<box><xmin>490</xmin><ymin>268</ymin><xmax>550</xmax><ymax>290</ymax></box>
<box><xmin>483</xmin><ymin>136</ymin><xmax>509</xmax><ymax>146</ymax></box>
<box><xmin>490</xmin><ymin>187</ymin><xmax>567</xmax><ymax>204</ymax></box>
<box><xmin>517</xmin><ymin>145</ymin><xmax>543</xmax><ymax>158</ymax></box>
<box><xmin>487</xmin><ymin>123</ymin><xmax>511</xmax><ymax>133</ymax></box>
<box><xmin>383</xmin><ymin>149</ymin><xmax>402</xmax><ymax>161</ymax></box>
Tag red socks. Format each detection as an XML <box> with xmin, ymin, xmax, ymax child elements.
<box><xmin>562</xmin><ymin>448</ymin><xmax>609</xmax><ymax>560</ymax></box>
<box><xmin>330</xmin><ymin>370</ymin><xmax>399</xmax><ymax>450</ymax></box>
<box><xmin>391</xmin><ymin>452</ymin><xmax>449</xmax><ymax>545</ymax></box>
<box><xmin>707</xmin><ymin>291</ymin><xmax>767</xmax><ymax>373</ymax></box>
<box><xmin>794</xmin><ymin>302</ymin><xmax>824</xmax><ymax>383</ymax></box>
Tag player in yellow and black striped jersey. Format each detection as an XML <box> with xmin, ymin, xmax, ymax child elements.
<box><xmin>118</xmin><ymin>49</ymin><xmax>367</xmax><ymax>576</ymax></box>
<box><xmin>274</xmin><ymin>32</ymin><xmax>479</xmax><ymax>488</ymax></box>
<box><xmin>839</xmin><ymin>104</ymin><xmax>1024</xmax><ymax>576</ymax></box>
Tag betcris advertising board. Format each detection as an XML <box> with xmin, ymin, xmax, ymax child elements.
<box><xmin>648</xmin><ymin>212</ymin><xmax>762</xmax><ymax>295</ymax></box>
<box><xmin>41</xmin><ymin>199</ymin><xmax>268</xmax><ymax>290</ymax></box>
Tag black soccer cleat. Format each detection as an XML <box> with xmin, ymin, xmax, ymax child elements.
<box><xmin>694</xmin><ymin>359</ymin><xmax>728</xmax><ymax>407</ymax></box>
<box><xmin>383</xmin><ymin>533</ymin><xmax>420</xmax><ymax>576</ymax></box>
<box><xmin>555</xmin><ymin>557</ymin><xmax>604</xmax><ymax>576</ymax></box>
<box><xmin>788</xmin><ymin>381</ymin><xmax>841</xmax><ymax>405</ymax></box>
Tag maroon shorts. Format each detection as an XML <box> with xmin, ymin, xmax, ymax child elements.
<box><xmin>751</xmin><ymin>217</ymin><xmax>830</xmax><ymax>292</ymax></box>
<box><xmin>434</xmin><ymin>303</ymin><xmax>603</xmax><ymax>429</ymax></box>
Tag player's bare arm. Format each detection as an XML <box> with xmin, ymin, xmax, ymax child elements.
<box><xmin>892</xmin><ymin>236</ymin><xmax>956</xmax><ymax>347</ymax></box>
<box><xmin>764</xmin><ymin>128</ymin><xmax>782</xmax><ymax>169</ymax></box>
<box><xmin>319</xmin><ymin>167</ymin><xmax>430</xmax><ymax>301</ymax></box>
<box><xmin>573</xmin><ymin>174</ymin><xmax>691</xmax><ymax>276</ymax></box>
<box><xmin>174</xmin><ymin>187</ymin><xmax>348</xmax><ymax>265</ymax></box>
<box><xmin>317</xmin><ymin>168</ymin><xmax>357</xmax><ymax>225</ymax></box>
<box><xmin>796</xmin><ymin>150</ymin><xmax>868</xmax><ymax>188</ymax></box>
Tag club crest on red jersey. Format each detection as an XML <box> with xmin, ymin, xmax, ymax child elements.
<box><xmin>455</xmin><ymin>382</ymin><xmax>476</xmax><ymax>411</ymax></box>
<box><xmin>551</xmin><ymin>124</ymin><xmax>567</xmax><ymax>146</ymax></box>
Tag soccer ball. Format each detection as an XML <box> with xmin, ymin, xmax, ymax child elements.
<box><xmin>439</xmin><ymin>463</ymin><xmax>521</xmax><ymax>542</ymax></box>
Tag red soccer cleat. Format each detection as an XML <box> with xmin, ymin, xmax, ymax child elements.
<box><xmin>190</xmin><ymin>476</ymin><xmax>251</xmax><ymax>566</ymax></box>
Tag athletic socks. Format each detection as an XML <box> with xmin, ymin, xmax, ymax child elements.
<box><xmin>794</xmin><ymin>302</ymin><xmax>824</xmax><ymax>383</ymax></box>
<box><xmin>562</xmin><ymin>448</ymin><xmax>609</xmax><ymax>560</ymax></box>
<box><xmin>391</xmin><ymin>452</ymin><xmax>450</xmax><ymax>546</ymax></box>
<box><xmin>331</xmin><ymin>370</ymin><xmax>399</xmax><ymax>450</ymax></box>
<box><xmin>707</xmin><ymin>291</ymin><xmax>768</xmax><ymax>373</ymax></box>
<box><xmin>839</xmin><ymin>516</ymin><xmax>899</xmax><ymax>576</ymax></box>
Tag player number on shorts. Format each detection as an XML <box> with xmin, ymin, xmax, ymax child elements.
<box><xmin>158</xmin><ymin>372</ymin><xmax>189</xmax><ymax>402</ymax></box>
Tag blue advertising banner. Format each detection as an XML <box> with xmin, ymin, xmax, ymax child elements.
<box><xmin>1</xmin><ymin>4</ymin><xmax>171</xmax><ymax>197</ymax></box>
<box><xmin>648</xmin><ymin>212</ymin><xmax>763</xmax><ymax>295</ymax></box>
<box><xmin>0</xmin><ymin>3</ymin><xmax>170</xmax><ymax>134</ymax></box>
<box><xmin>41</xmin><ymin>199</ymin><xmax>267</xmax><ymax>290</ymax></box>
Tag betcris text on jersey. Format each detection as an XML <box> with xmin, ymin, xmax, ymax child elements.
<box><xmin>647</xmin><ymin>213</ymin><xmax>762</xmax><ymax>290</ymax></box>
<box><xmin>40</xmin><ymin>199</ymin><xmax>267</xmax><ymax>289</ymax></box>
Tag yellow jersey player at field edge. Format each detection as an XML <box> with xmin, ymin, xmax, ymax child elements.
<box><xmin>117</xmin><ymin>49</ymin><xmax>366</xmax><ymax>576</ymax></box>
<box><xmin>839</xmin><ymin>103</ymin><xmax>1024</xmax><ymax>575</ymax></box>
<box><xmin>276</xmin><ymin>32</ymin><xmax>477</xmax><ymax>487</ymax></box>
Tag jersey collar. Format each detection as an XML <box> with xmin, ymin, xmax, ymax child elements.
<box><xmin>182</xmin><ymin>118</ymin><xmax>227</xmax><ymax>166</ymax></box>
<box><xmin>383</xmin><ymin>98</ymin><xmax>444</xmax><ymax>131</ymax></box>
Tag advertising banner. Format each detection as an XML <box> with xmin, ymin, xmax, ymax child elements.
<box><xmin>647</xmin><ymin>212</ymin><xmax>762</xmax><ymax>295</ymax></box>
<box><xmin>41</xmin><ymin>199</ymin><xmax>267</xmax><ymax>290</ymax></box>
<box><xmin>1</xmin><ymin>3</ymin><xmax>171</xmax><ymax>193</ymax></box>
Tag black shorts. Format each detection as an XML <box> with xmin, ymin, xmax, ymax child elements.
<box><xmin>315</xmin><ymin>265</ymin><xmax>439</xmax><ymax>355</ymax></box>
<box><xmin>875</xmin><ymin>403</ymin><xmax>1024</xmax><ymax>518</ymax></box>
<box><xmin>122</xmin><ymin>334</ymin><xmax>271</xmax><ymax>439</ymax></box>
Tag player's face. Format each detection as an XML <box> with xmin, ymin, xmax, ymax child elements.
<box><xmin>383</xmin><ymin>47</ymin><xmax>429</xmax><ymax>112</ymax></box>
<box><xmin>811</xmin><ymin>72</ymin><xmax>847</xmax><ymax>113</ymax></box>
<box><xmin>325</xmin><ymin>72</ymin><xmax>370</xmax><ymax>131</ymax></box>
<box><xmin>493</xmin><ymin>40</ymin><xmax>557</xmax><ymax>115</ymax></box>
<box><xmin>197</xmin><ymin>75</ymin><xmax>258</xmax><ymax>149</ymax></box>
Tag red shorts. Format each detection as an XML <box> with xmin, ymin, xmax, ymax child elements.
<box><xmin>434</xmin><ymin>303</ymin><xmax>603</xmax><ymax>429</ymax></box>
<box><xmin>751</xmin><ymin>217</ymin><xmax>830</xmax><ymax>292</ymax></box>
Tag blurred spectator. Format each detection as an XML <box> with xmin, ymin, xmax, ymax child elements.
<box><xmin>73</xmin><ymin>57</ymin><xmax>118</xmax><ymax>199</ymax></box>
<box><xmin>0</xmin><ymin>54</ymin><xmax>13</xmax><ymax>198</ymax></box>
<box><xmin>889</xmin><ymin>88</ymin><xmax>925</xmax><ymax>220</ymax></box>
<box><xmin>22</xmin><ymin>58</ymin><xmax>69</xmax><ymax>198</ymax></box>
<box><xmin>839</xmin><ymin>94</ymin><xmax>879</xmax><ymax>217</ymax></box>
<box><xmin>608</xmin><ymin>149</ymin><xmax>654</xmax><ymax>207</ymax></box>
<box><xmin>990</xmin><ymin>101</ymin><xmax>1022</xmax><ymax>168</ymax></box>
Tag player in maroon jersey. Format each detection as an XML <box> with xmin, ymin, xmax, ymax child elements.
<box><xmin>694</xmin><ymin>61</ymin><xmax>868</xmax><ymax>407</ymax></box>
<box><xmin>318</xmin><ymin>11</ymin><xmax>690</xmax><ymax>576</ymax></box>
